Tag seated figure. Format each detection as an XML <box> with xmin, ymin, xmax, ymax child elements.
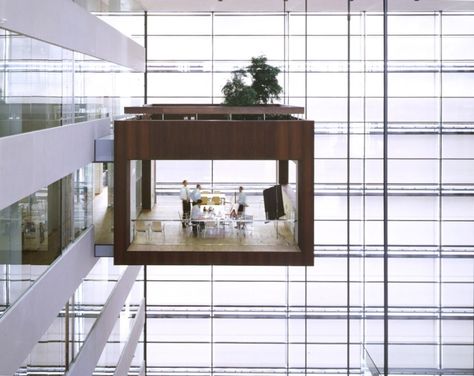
<box><xmin>190</xmin><ymin>200</ymin><xmax>205</xmax><ymax>236</ymax></box>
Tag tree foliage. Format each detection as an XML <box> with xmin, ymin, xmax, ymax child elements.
<box><xmin>247</xmin><ymin>56</ymin><xmax>282</xmax><ymax>104</ymax></box>
<box><xmin>222</xmin><ymin>69</ymin><xmax>257</xmax><ymax>106</ymax></box>
<box><xmin>222</xmin><ymin>56</ymin><xmax>282</xmax><ymax>105</ymax></box>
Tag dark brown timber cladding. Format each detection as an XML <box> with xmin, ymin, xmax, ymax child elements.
<box><xmin>114</xmin><ymin>119</ymin><xmax>314</xmax><ymax>266</ymax></box>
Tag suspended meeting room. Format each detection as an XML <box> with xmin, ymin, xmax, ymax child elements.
<box><xmin>0</xmin><ymin>0</ymin><xmax>473</xmax><ymax>375</ymax></box>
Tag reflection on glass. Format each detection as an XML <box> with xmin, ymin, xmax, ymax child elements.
<box><xmin>0</xmin><ymin>30</ymin><xmax>138</xmax><ymax>139</ymax></box>
<box><xmin>0</xmin><ymin>184</ymin><xmax>61</xmax><ymax>318</ymax></box>
<box><xmin>0</xmin><ymin>166</ymin><xmax>92</xmax><ymax>318</ymax></box>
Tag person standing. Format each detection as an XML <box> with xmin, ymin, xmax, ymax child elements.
<box><xmin>236</xmin><ymin>186</ymin><xmax>248</xmax><ymax>229</ymax></box>
<box><xmin>237</xmin><ymin>186</ymin><xmax>247</xmax><ymax>215</ymax></box>
<box><xmin>191</xmin><ymin>184</ymin><xmax>202</xmax><ymax>203</ymax></box>
<box><xmin>180</xmin><ymin>180</ymin><xmax>191</xmax><ymax>227</ymax></box>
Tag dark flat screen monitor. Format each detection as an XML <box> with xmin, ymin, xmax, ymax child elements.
<box><xmin>263</xmin><ymin>185</ymin><xmax>285</xmax><ymax>220</ymax></box>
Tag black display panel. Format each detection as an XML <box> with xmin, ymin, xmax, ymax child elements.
<box><xmin>263</xmin><ymin>185</ymin><xmax>285</xmax><ymax>220</ymax></box>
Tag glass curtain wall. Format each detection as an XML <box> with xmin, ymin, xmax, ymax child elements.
<box><xmin>141</xmin><ymin>10</ymin><xmax>474</xmax><ymax>376</ymax></box>
<box><xmin>0</xmin><ymin>27</ymin><xmax>142</xmax><ymax>138</ymax></box>
<box><xmin>383</xmin><ymin>12</ymin><xmax>474</xmax><ymax>373</ymax></box>
<box><xmin>0</xmin><ymin>29</ymin><xmax>74</xmax><ymax>137</ymax></box>
<box><xmin>1</xmin><ymin>17</ymin><xmax>146</xmax><ymax>375</ymax></box>
<box><xmin>14</xmin><ymin>258</ymin><xmax>144</xmax><ymax>375</ymax></box>
<box><xmin>0</xmin><ymin>165</ymin><xmax>93</xmax><ymax>318</ymax></box>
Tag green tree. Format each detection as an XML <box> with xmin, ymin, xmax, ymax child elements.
<box><xmin>222</xmin><ymin>56</ymin><xmax>282</xmax><ymax>105</ymax></box>
<box><xmin>221</xmin><ymin>69</ymin><xmax>257</xmax><ymax>106</ymax></box>
<box><xmin>247</xmin><ymin>56</ymin><xmax>282</xmax><ymax>104</ymax></box>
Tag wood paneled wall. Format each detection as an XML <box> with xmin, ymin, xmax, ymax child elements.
<box><xmin>114</xmin><ymin>119</ymin><xmax>314</xmax><ymax>266</ymax></box>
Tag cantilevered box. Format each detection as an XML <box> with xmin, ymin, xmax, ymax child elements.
<box><xmin>114</xmin><ymin>104</ymin><xmax>314</xmax><ymax>266</ymax></box>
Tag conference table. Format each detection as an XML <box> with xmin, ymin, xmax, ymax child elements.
<box><xmin>192</xmin><ymin>204</ymin><xmax>252</xmax><ymax>238</ymax></box>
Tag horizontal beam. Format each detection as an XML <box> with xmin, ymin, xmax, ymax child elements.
<box><xmin>0</xmin><ymin>118</ymin><xmax>110</xmax><ymax>210</ymax></box>
<box><xmin>124</xmin><ymin>104</ymin><xmax>304</xmax><ymax>115</ymax></box>
<box><xmin>0</xmin><ymin>0</ymin><xmax>145</xmax><ymax>71</ymax></box>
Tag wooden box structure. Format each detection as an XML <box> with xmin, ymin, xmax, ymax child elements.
<box><xmin>114</xmin><ymin>104</ymin><xmax>314</xmax><ymax>266</ymax></box>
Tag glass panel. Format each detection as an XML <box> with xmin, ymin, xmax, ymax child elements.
<box><xmin>147</xmin><ymin>36</ymin><xmax>211</xmax><ymax>60</ymax></box>
<box><xmin>94</xmin><ymin>163</ymin><xmax>114</xmax><ymax>244</ymax></box>
<box><xmin>0</xmin><ymin>178</ymin><xmax>71</xmax><ymax>316</ymax></box>
<box><xmin>214</xmin><ymin>343</ymin><xmax>286</xmax><ymax>367</ymax></box>
<box><xmin>147</xmin><ymin>73</ymin><xmax>212</xmax><ymax>97</ymax></box>
<box><xmin>443</xmin><ymin>135</ymin><xmax>474</xmax><ymax>158</ymax></box>
<box><xmin>133</xmin><ymin>160</ymin><xmax>296</xmax><ymax>251</ymax></box>
<box><xmin>0</xmin><ymin>30</ymin><xmax>131</xmax><ymax>138</ymax></box>
<box><xmin>443</xmin><ymin>36</ymin><xmax>474</xmax><ymax>60</ymax></box>
<box><xmin>444</xmin><ymin>15</ymin><xmax>474</xmax><ymax>34</ymax></box>
<box><xmin>388</xmin><ymin>344</ymin><xmax>437</xmax><ymax>368</ymax></box>
<box><xmin>388</xmin><ymin>36</ymin><xmax>437</xmax><ymax>60</ymax></box>
<box><xmin>148</xmin><ymin>14</ymin><xmax>211</xmax><ymax>35</ymax></box>
<box><xmin>214</xmin><ymin>14</ymin><xmax>283</xmax><ymax>35</ymax></box>
<box><xmin>388</xmin><ymin>15</ymin><xmax>436</xmax><ymax>35</ymax></box>
<box><xmin>0</xmin><ymin>32</ymin><xmax>70</xmax><ymax>137</ymax></box>
<box><xmin>214</xmin><ymin>37</ymin><xmax>284</xmax><ymax>60</ymax></box>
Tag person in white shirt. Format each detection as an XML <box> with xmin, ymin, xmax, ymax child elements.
<box><xmin>236</xmin><ymin>186</ymin><xmax>248</xmax><ymax>229</ymax></box>
<box><xmin>180</xmin><ymin>180</ymin><xmax>190</xmax><ymax>228</ymax></box>
<box><xmin>237</xmin><ymin>186</ymin><xmax>247</xmax><ymax>215</ymax></box>
<box><xmin>191</xmin><ymin>199</ymin><xmax>205</xmax><ymax>236</ymax></box>
<box><xmin>190</xmin><ymin>184</ymin><xmax>202</xmax><ymax>202</ymax></box>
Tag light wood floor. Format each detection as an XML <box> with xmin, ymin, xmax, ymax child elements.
<box><xmin>94</xmin><ymin>189</ymin><xmax>300</xmax><ymax>253</ymax></box>
<box><xmin>93</xmin><ymin>188</ymin><xmax>114</xmax><ymax>244</ymax></box>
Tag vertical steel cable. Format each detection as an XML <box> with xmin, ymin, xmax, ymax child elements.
<box><xmin>437</xmin><ymin>10</ymin><xmax>444</xmax><ymax>373</ymax></box>
<box><xmin>143</xmin><ymin>12</ymin><xmax>148</xmax><ymax>375</ymax></box>
<box><xmin>144</xmin><ymin>11</ymin><xmax>148</xmax><ymax>105</ymax></box>
<box><xmin>346</xmin><ymin>0</ymin><xmax>352</xmax><ymax>374</ymax></box>
<box><xmin>383</xmin><ymin>1</ymin><xmax>389</xmax><ymax>375</ymax></box>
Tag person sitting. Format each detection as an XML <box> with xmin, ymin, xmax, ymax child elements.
<box><xmin>229</xmin><ymin>203</ymin><xmax>239</xmax><ymax>219</ymax></box>
<box><xmin>191</xmin><ymin>199</ymin><xmax>205</xmax><ymax>236</ymax></box>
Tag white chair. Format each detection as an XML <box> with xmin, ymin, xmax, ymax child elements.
<box><xmin>134</xmin><ymin>221</ymin><xmax>150</xmax><ymax>241</ymax></box>
<box><xmin>204</xmin><ymin>219</ymin><xmax>220</xmax><ymax>237</ymax></box>
<box><xmin>151</xmin><ymin>220</ymin><xmax>165</xmax><ymax>242</ymax></box>
<box><xmin>179</xmin><ymin>211</ymin><xmax>192</xmax><ymax>235</ymax></box>
<box><xmin>241</xmin><ymin>215</ymin><xmax>254</xmax><ymax>237</ymax></box>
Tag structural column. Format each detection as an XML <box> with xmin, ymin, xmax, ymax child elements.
<box><xmin>278</xmin><ymin>160</ymin><xmax>289</xmax><ymax>185</ymax></box>
<box><xmin>142</xmin><ymin>160</ymin><xmax>155</xmax><ymax>210</ymax></box>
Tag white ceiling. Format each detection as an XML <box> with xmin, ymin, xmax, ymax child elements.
<box><xmin>135</xmin><ymin>0</ymin><xmax>474</xmax><ymax>12</ymax></box>
<box><xmin>83</xmin><ymin>0</ymin><xmax>474</xmax><ymax>12</ymax></box>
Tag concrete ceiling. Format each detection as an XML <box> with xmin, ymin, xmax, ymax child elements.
<box><xmin>82</xmin><ymin>0</ymin><xmax>474</xmax><ymax>12</ymax></box>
